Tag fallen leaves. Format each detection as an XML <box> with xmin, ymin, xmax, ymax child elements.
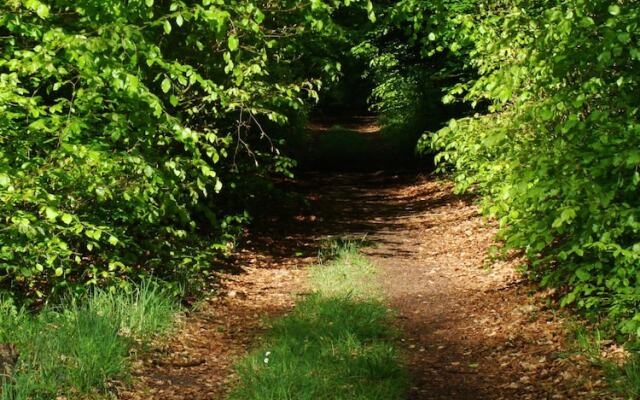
<box><xmin>118</xmin><ymin>264</ymin><xmax>306</xmax><ymax>400</ymax></box>
<box><xmin>118</xmin><ymin>172</ymin><xmax>613</xmax><ymax>400</ymax></box>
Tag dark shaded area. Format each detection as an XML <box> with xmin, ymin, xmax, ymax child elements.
<box><xmin>288</xmin><ymin>111</ymin><xmax>436</xmax><ymax>172</ymax></box>
<box><xmin>236</xmin><ymin>171</ymin><xmax>463</xmax><ymax>276</ymax></box>
<box><xmin>282</xmin><ymin>49</ymin><xmax>468</xmax><ymax>173</ymax></box>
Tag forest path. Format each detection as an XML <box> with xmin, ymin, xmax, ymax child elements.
<box><xmin>120</xmin><ymin>118</ymin><xmax>603</xmax><ymax>400</ymax></box>
<box><xmin>283</xmin><ymin>171</ymin><xmax>603</xmax><ymax>399</ymax></box>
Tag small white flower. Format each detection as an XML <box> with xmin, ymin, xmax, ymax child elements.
<box><xmin>265</xmin><ymin>351</ymin><xmax>271</xmax><ymax>357</ymax></box>
<box><xmin>263</xmin><ymin>357</ymin><xmax>269</xmax><ymax>364</ymax></box>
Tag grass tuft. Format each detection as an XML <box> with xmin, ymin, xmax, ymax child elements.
<box><xmin>0</xmin><ymin>282</ymin><xmax>179</xmax><ymax>399</ymax></box>
<box><xmin>569</xmin><ymin>325</ymin><xmax>640</xmax><ymax>399</ymax></box>
<box><xmin>312</xmin><ymin>240</ymin><xmax>380</xmax><ymax>300</ymax></box>
<box><xmin>87</xmin><ymin>282</ymin><xmax>180</xmax><ymax>340</ymax></box>
<box><xmin>606</xmin><ymin>353</ymin><xmax>640</xmax><ymax>399</ymax></box>
<box><xmin>228</xmin><ymin>241</ymin><xmax>408</xmax><ymax>400</ymax></box>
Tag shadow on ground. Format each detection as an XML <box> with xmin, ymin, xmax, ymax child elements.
<box><xmin>122</xmin><ymin>115</ymin><xmax>602</xmax><ymax>400</ymax></box>
<box><xmin>291</xmin><ymin>112</ymin><xmax>433</xmax><ymax>172</ymax></box>
<box><xmin>239</xmin><ymin>169</ymin><xmax>600</xmax><ymax>400</ymax></box>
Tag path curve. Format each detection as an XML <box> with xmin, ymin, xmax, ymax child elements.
<box><xmin>293</xmin><ymin>172</ymin><xmax>603</xmax><ymax>399</ymax></box>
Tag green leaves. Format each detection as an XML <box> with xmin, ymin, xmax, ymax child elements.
<box><xmin>575</xmin><ymin>268</ymin><xmax>591</xmax><ymax>282</ymax></box>
<box><xmin>0</xmin><ymin>174</ymin><xmax>10</xmax><ymax>187</ymax></box>
<box><xmin>44</xmin><ymin>207</ymin><xmax>59</xmax><ymax>222</ymax></box>
<box><xmin>228</xmin><ymin>35</ymin><xmax>239</xmax><ymax>51</ymax></box>
<box><xmin>428</xmin><ymin>0</ymin><xmax>640</xmax><ymax>337</ymax></box>
<box><xmin>161</xmin><ymin>78</ymin><xmax>172</xmax><ymax>93</ymax></box>
<box><xmin>61</xmin><ymin>214</ymin><xmax>74</xmax><ymax>225</ymax></box>
<box><xmin>36</xmin><ymin>4</ymin><xmax>49</xmax><ymax>19</ymax></box>
<box><xmin>608</xmin><ymin>4</ymin><xmax>621</xmax><ymax>15</ymax></box>
<box><xmin>0</xmin><ymin>0</ymin><xmax>377</xmax><ymax>301</ymax></box>
<box><xmin>23</xmin><ymin>0</ymin><xmax>51</xmax><ymax>19</ymax></box>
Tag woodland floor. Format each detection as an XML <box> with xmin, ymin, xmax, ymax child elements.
<box><xmin>119</xmin><ymin>117</ymin><xmax>612</xmax><ymax>400</ymax></box>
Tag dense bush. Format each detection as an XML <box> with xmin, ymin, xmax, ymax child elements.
<box><xmin>0</xmin><ymin>0</ymin><xmax>372</xmax><ymax>301</ymax></box>
<box><xmin>420</xmin><ymin>0</ymin><xmax>640</xmax><ymax>336</ymax></box>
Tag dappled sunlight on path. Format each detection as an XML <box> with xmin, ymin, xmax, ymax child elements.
<box><xmin>119</xmin><ymin>111</ymin><xmax>605</xmax><ymax>398</ymax></box>
<box><xmin>226</xmin><ymin>171</ymin><xmax>606</xmax><ymax>399</ymax></box>
<box><xmin>120</xmin><ymin>169</ymin><xmax>605</xmax><ymax>399</ymax></box>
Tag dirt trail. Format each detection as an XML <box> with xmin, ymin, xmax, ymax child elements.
<box><xmin>120</xmin><ymin>120</ymin><xmax>605</xmax><ymax>400</ymax></box>
<box><xmin>290</xmin><ymin>172</ymin><xmax>604</xmax><ymax>399</ymax></box>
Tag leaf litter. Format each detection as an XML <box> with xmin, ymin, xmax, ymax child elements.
<box><xmin>119</xmin><ymin>170</ymin><xmax>612</xmax><ymax>400</ymax></box>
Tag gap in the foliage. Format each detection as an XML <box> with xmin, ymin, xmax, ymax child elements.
<box><xmin>292</xmin><ymin>103</ymin><xmax>438</xmax><ymax>173</ymax></box>
<box><xmin>286</xmin><ymin>44</ymin><xmax>466</xmax><ymax>173</ymax></box>
<box><xmin>290</xmin><ymin>78</ymin><xmax>437</xmax><ymax>173</ymax></box>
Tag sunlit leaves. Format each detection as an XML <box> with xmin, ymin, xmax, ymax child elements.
<box><xmin>0</xmin><ymin>0</ymin><xmax>374</xmax><ymax>301</ymax></box>
<box><xmin>61</xmin><ymin>214</ymin><xmax>73</xmax><ymax>225</ymax></box>
<box><xmin>228</xmin><ymin>35</ymin><xmax>239</xmax><ymax>51</ymax></box>
<box><xmin>0</xmin><ymin>174</ymin><xmax>10</xmax><ymax>187</ymax></box>
<box><xmin>428</xmin><ymin>0</ymin><xmax>640</xmax><ymax>336</ymax></box>
<box><xmin>161</xmin><ymin>78</ymin><xmax>172</xmax><ymax>93</ymax></box>
<box><xmin>609</xmin><ymin>4</ymin><xmax>621</xmax><ymax>15</ymax></box>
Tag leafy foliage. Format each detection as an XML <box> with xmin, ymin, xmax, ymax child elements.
<box><xmin>421</xmin><ymin>0</ymin><xmax>640</xmax><ymax>336</ymax></box>
<box><xmin>0</xmin><ymin>0</ymin><xmax>372</xmax><ymax>301</ymax></box>
<box><xmin>350</xmin><ymin>0</ymin><xmax>473</xmax><ymax>158</ymax></box>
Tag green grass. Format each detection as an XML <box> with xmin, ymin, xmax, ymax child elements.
<box><xmin>0</xmin><ymin>282</ymin><xmax>179</xmax><ymax>399</ymax></box>
<box><xmin>311</xmin><ymin>240</ymin><xmax>381</xmax><ymax>300</ymax></box>
<box><xmin>228</xmin><ymin>241</ymin><xmax>408</xmax><ymax>400</ymax></box>
<box><xmin>569</xmin><ymin>325</ymin><xmax>640</xmax><ymax>399</ymax></box>
<box><xmin>608</xmin><ymin>353</ymin><xmax>640</xmax><ymax>400</ymax></box>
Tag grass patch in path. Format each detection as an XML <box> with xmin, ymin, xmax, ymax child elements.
<box><xmin>0</xmin><ymin>282</ymin><xmax>179</xmax><ymax>399</ymax></box>
<box><xmin>228</xmin><ymin>242</ymin><xmax>408</xmax><ymax>400</ymax></box>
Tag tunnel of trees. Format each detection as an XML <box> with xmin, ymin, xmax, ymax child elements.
<box><xmin>2</xmin><ymin>0</ymin><xmax>640</xmax><ymax>396</ymax></box>
<box><xmin>1</xmin><ymin>0</ymin><xmax>468</xmax><ymax>301</ymax></box>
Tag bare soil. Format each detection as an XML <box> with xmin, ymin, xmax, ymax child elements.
<box><xmin>119</xmin><ymin>120</ymin><xmax>607</xmax><ymax>399</ymax></box>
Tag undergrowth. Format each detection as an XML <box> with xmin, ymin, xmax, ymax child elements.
<box><xmin>0</xmin><ymin>282</ymin><xmax>179</xmax><ymax>399</ymax></box>
<box><xmin>569</xmin><ymin>325</ymin><xmax>640</xmax><ymax>399</ymax></box>
<box><xmin>227</xmin><ymin>241</ymin><xmax>408</xmax><ymax>399</ymax></box>
<box><xmin>612</xmin><ymin>354</ymin><xmax>640</xmax><ymax>399</ymax></box>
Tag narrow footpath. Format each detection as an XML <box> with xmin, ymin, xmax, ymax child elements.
<box><xmin>120</xmin><ymin>119</ymin><xmax>606</xmax><ymax>400</ymax></box>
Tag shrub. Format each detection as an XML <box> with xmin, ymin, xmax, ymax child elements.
<box><xmin>425</xmin><ymin>0</ymin><xmax>640</xmax><ymax>336</ymax></box>
<box><xmin>0</xmin><ymin>0</ymin><xmax>373</xmax><ymax>301</ymax></box>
